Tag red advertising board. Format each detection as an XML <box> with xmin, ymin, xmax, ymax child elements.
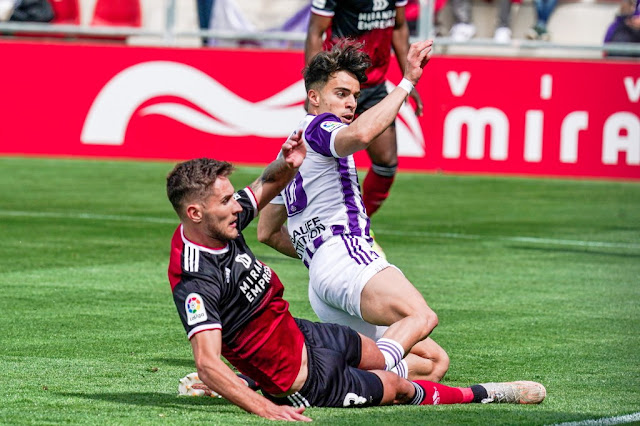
<box><xmin>0</xmin><ymin>40</ymin><xmax>638</xmax><ymax>179</ymax></box>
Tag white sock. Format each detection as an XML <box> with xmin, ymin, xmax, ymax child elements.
<box><xmin>376</xmin><ymin>338</ymin><xmax>405</xmax><ymax>371</ymax></box>
<box><xmin>389</xmin><ymin>359</ymin><xmax>409</xmax><ymax>379</ymax></box>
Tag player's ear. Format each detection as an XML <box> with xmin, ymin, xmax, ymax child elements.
<box><xmin>185</xmin><ymin>203</ymin><xmax>203</xmax><ymax>223</ymax></box>
<box><xmin>308</xmin><ymin>89</ymin><xmax>320</xmax><ymax>108</ymax></box>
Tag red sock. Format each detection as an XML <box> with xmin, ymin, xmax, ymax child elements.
<box><xmin>414</xmin><ymin>380</ymin><xmax>474</xmax><ymax>405</ymax></box>
<box><xmin>362</xmin><ymin>170</ymin><xmax>395</xmax><ymax>216</ymax></box>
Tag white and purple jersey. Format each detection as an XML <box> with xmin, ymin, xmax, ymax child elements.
<box><xmin>272</xmin><ymin>113</ymin><xmax>372</xmax><ymax>267</ymax></box>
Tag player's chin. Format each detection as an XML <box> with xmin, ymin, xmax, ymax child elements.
<box><xmin>227</xmin><ymin>225</ymin><xmax>239</xmax><ymax>239</ymax></box>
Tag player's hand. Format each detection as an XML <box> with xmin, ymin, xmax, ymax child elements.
<box><xmin>259</xmin><ymin>404</ymin><xmax>312</xmax><ymax>422</ymax></box>
<box><xmin>404</xmin><ymin>39</ymin><xmax>433</xmax><ymax>86</ymax></box>
<box><xmin>410</xmin><ymin>88</ymin><xmax>423</xmax><ymax>117</ymax></box>
<box><xmin>282</xmin><ymin>129</ymin><xmax>306</xmax><ymax>170</ymax></box>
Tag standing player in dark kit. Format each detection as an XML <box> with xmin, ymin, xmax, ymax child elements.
<box><xmin>306</xmin><ymin>0</ymin><xmax>423</xmax><ymax>219</ymax></box>
<box><xmin>165</xmin><ymin>138</ymin><xmax>546</xmax><ymax>421</ymax></box>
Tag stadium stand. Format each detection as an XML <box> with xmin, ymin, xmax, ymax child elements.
<box><xmin>0</xmin><ymin>0</ymin><xmax>633</xmax><ymax>57</ymax></box>
<box><xmin>90</xmin><ymin>0</ymin><xmax>140</xmax><ymax>28</ymax></box>
<box><xmin>50</xmin><ymin>0</ymin><xmax>80</xmax><ymax>25</ymax></box>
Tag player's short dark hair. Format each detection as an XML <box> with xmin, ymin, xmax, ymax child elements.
<box><xmin>167</xmin><ymin>158</ymin><xmax>234</xmax><ymax>216</ymax></box>
<box><xmin>304</xmin><ymin>40</ymin><xmax>371</xmax><ymax>92</ymax></box>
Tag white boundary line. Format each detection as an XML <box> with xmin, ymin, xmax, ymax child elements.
<box><xmin>380</xmin><ymin>229</ymin><xmax>640</xmax><ymax>250</ymax></box>
<box><xmin>551</xmin><ymin>412</ymin><xmax>640</xmax><ymax>426</ymax></box>
<box><xmin>2</xmin><ymin>210</ymin><xmax>639</xmax><ymax>250</ymax></box>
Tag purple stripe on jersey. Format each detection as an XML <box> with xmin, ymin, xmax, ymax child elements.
<box><xmin>331</xmin><ymin>224</ymin><xmax>345</xmax><ymax>234</ymax></box>
<box><xmin>312</xmin><ymin>225</ymin><xmax>346</xmax><ymax>250</ymax></box>
<box><xmin>336</xmin><ymin>157</ymin><xmax>362</xmax><ymax>235</ymax></box>
<box><xmin>312</xmin><ymin>236</ymin><xmax>324</xmax><ymax>249</ymax></box>
<box><xmin>305</xmin><ymin>247</ymin><xmax>314</xmax><ymax>260</ymax></box>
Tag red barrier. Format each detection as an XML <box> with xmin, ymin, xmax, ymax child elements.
<box><xmin>0</xmin><ymin>40</ymin><xmax>637</xmax><ymax>179</ymax></box>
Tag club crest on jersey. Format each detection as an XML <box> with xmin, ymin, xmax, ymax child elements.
<box><xmin>235</xmin><ymin>253</ymin><xmax>252</xmax><ymax>269</ymax></box>
<box><xmin>185</xmin><ymin>293</ymin><xmax>208</xmax><ymax>325</ymax></box>
<box><xmin>320</xmin><ymin>121</ymin><xmax>343</xmax><ymax>132</ymax></box>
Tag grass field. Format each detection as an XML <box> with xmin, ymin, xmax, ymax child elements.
<box><xmin>0</xmin><ymin>156</ymin><xmax>638</xmax><ymax>425</ymax></box>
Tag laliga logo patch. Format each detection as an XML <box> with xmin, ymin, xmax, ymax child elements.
<box><xmin>320</xmin><ymin>121</ymin><xmax>343</xmax><ymax>132</ymax></box>
<box><xmin>185</xmin><ymin>293</ymin><xmax>208</xmax><ymax>325</ymax></box>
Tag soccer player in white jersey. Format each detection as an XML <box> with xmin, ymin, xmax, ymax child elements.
<box><xmin>257</xmin><ymin>39</ymin><xmax>449</xmax><ymax>381</ymax></box>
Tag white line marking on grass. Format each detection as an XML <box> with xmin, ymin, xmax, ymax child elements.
<box><xmin>551</xmin><ymin>412</ymin><xmax>640</xmax><ymax>426</ymax></box>
<box><xmin>0</xmin><ymin>210</ymin><xmax>176</xmax><ymax>224</ymax></box>
<box><xmin>381</xmin><ymin>230</ymin><xmax>640</xmax><ymax>250</ymax></box>
<box><xmin>2</xmin><ymin>210</ymin><xmax>639</xmax><ymax>250</ymax></box>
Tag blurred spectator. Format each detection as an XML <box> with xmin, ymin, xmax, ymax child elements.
<box><xmin>493</xmin><ymin>0</ymin><xmax>521</xmax><ymax>43</ymax></box>
<box><xmin>604</xmin><ymin>0</ymin><xmax>640</xmax><ymax>56</ymax></box>
<box><xmin>197</xmin><ymin>0</ymin><xmax>215</xmax><ymax>45</ymax></box>
<box><xmin>526</xmin><ymin>0</ymin><xmax>557</xmax><ymax>41</ymax></box>
<box><xmin>0</xmin><ymin>0</ymin><xmax>17</xmax><ymax>21</ymax></box>
<box><xmin>406</xmin><ymin>0</ymin><xmax>419</xmax><ymax>36</ymax></box>
<box><xmin>8</xmin><ymin>0</ymin><xmax>54</xmax><ymax>22</ymax></box>
<box><xmin>449</xmin><ymin>0</ymin><xmax>476</xmax><ymax>41</ymax></box>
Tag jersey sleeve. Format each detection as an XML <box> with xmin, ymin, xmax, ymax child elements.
<box><xmin>304</xmin><ymin>113</ymin><xmax>348</xmax><ymax>158</ymax></box>
<box><xmin>173</xmin><ymin>278</ymin><xmax>223</xmax><ymax>340</ymax></box>
<box><xmin>310</xmin><ymin>0</ymin><xmax>336</xmax><ymax>17</ymax></box>
<box><xmin>235</xmin><ymin>187</ymin><xmax>259</xmax><ymax>231</ymax></box>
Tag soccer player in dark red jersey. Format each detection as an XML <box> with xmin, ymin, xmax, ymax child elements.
<box><xmin>306</xmin><ymin>0</ymin><xmax>423</xmax><ymax>220</ymax></box>
<box><xmin>166</xmin><ymin>134</ymin><xmax>546</xmax><ymax>421</ymax></box>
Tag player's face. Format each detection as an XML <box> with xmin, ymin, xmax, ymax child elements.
<box><xmin>200</xmin><ymin>177</ymin><xmax>243</xmax><ymax>245</ymax></box>
<box><xmin>316</xmin><ymin>70</ymin><xmax>360</xmax><ymax>124</ymax></box>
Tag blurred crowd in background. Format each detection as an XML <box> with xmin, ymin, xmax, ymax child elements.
<box><xmin>0</xmin><ymin>0</ymin><xmax>638</xmax><ymax>55</ymax></box>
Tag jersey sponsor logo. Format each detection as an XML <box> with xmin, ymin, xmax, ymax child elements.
<box><xmin>235</xmin><ymin>253</ymin><xmax>252</xmax><ymax>269</ymax></box>
<box><xmin>320</xmin><ymin>121</ymin><xmax>343</xmax><ymax>132</ymax></box>
<box><xmin>185</xmin><ymin>293</ymin><xmax>208</xmax><ymax>325</ymax></box>
<box><xmin>372</xmin><ymin>0</ymin><xmax>389</xmax><ymax>11</ymax></box>
<box><xmin>225</xmin><ymin>267</ymin><xmax>231</xmax><ymax>283</ymax></box>
<box><xmin>343</xmin><ymin>392</ymin><xmax>368</xmax><ymax>407</ymax></box>
<box><xmin>238</xmin><ymin>263</ymin><xmax>272</xmax><ymax>303</ymax></box>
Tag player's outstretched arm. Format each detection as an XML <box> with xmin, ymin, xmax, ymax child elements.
<box><xmin>257</xmin><ymin>203</ymin><xmax>299</xmax><ymax>259</ymax></box>
<box><xmin>190</xmin><ymin>330</ymin><xmax>312</xmax><ymax>421</ymax></box>
<box><xmin>250</xmin><ymin>130</ymin><xmax>306</xmax><ymax>210</ymax></box>
<box><xmin>334</xmin><ymin>40</ymin><xmax>433</xmax><ymax>157</ymax></box>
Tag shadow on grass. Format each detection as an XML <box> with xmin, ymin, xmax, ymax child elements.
<box><xmin>55</xmin><ymin>391</ymin><xmax>624</xmax><ymax>424</ymax></box>
<box><xmin>58</xmin><ymin>391</ymin><xmax>234</xmax><ymax>410</ymax></box>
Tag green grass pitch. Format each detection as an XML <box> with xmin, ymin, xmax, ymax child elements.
<box><xmin>0</xmin><ymin>156</ymin><xmax>638</xmax><ymax>425</ymax></box>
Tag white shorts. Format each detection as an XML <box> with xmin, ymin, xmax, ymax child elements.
<box><xmin>307</xmin><ymin>234</ymin><xmax>395</xmax><ymax>340</ymax></box>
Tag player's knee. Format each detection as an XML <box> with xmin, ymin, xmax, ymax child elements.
<box><xmin>431</xmin><ymin>349</ymin><xmax>450</xmax><ymax>382</ymax></box>
<box><xmin>414</xmin><ymin>309</ymin><xmax>438</xmax><ymax>336</ymax></box>
<box><xmin>371</xmin><ymin>163</ymin><xmax>397</xmax><ymax>177</ymax></box>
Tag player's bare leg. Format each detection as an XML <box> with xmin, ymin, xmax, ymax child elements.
<box><xmin>359</xmin><ymin>267</ymin><xmax>441</xmax><ymax>372</ymax></box>
<box><xmin>405</xmin><ymin>338</ymin><xmax>450</xmax><ymax>381</ymax></box>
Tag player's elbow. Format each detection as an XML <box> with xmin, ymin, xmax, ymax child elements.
<box><xmin>256</xmin><ymin>226</ymin><xmax>274</xmax><ymax>245</ymax></box>
<box><xmin>351</xmin><ymin>127</ymin><xmax>377</xmax><ymax>149</ymax></box>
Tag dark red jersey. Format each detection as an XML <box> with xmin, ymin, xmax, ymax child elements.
<box><xmin>168</xmin><ymin>187</ymin><xmax>305</xmax><ymax>395</ymax></box>
<box><xmin>312</xmin><ymin>0</ymin><xmax>408</xmax><ymax>87</ymax></box>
